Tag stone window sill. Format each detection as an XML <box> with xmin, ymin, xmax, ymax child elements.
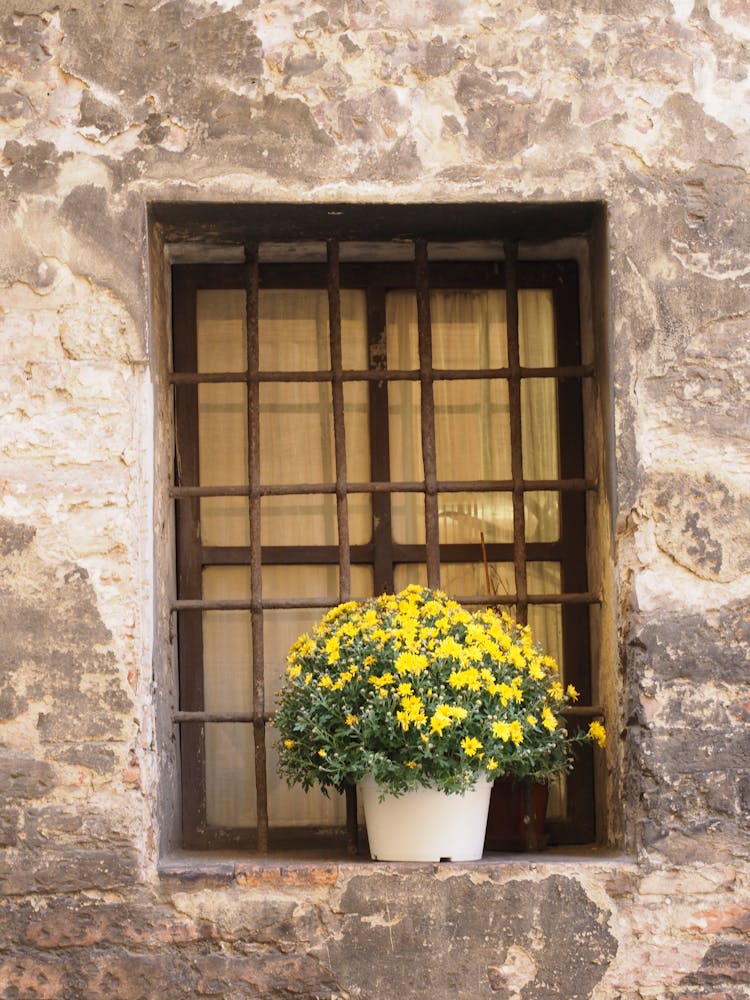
<box><xmin>158</xmin><ymin>846</ymin><xmax>631</xmax><ymax>886</ymax></box>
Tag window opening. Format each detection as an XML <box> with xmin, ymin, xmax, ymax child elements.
<box><xmin>170</xmin><ymin>240</ymin><xmax>601</xmax><ymax>851</ymax></box>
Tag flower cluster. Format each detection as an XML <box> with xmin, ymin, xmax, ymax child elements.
<box><xmin>275</xmin><ymin>585</ymin><xmax>605</xmax><ymax>796</ymax></box>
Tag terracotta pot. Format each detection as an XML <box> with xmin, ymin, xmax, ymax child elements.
<box><xmin>483</xmin><ymin>778</ymin><xmax>549</xmax><ymax>852</ymax></box>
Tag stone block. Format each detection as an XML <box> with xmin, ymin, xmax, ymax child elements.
<box><xmin>0</xmin><ymin>752</ymin><xmax>55</xmax><ymax>800</ymax></box>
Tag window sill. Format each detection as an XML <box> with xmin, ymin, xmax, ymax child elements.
<box><xmin>158</xmin><ymin>845</ymin><xmax>631</xmax><ymax>887</ymax></box>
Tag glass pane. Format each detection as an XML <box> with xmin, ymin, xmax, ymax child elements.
<box><xmin>202</xmin><ymin>566</ymin><xmax>252</xmax><ymax>713</ymax></box>
<box><xmin>266</xmin><ymin>740</ymin><xmax>347</xmax><ymax>828</ymax></box>
<box><xmin>391</xmin><ymin>492</ymin><xmax>425</xmax><ymax>545</ymax></box>
<box><xmin>340</xmin><ymin>290</ymin><xmax>369</xmax><ymax>370</ymax></box>
<box><xmin>344</xmin><ymin>381</ymin><xmax>372</xmax><ymax>544</ymax></box>
<box><xmin>206</xmin><ymin>723</ymin><xmax>256</xmax><ymax>827</ymax></box>
<box><xmin>261</xmin><ymin>494</ymin><xmax>338</xmax><ymax>547</ymax></box>
<box><xmin>260</xmin><ymin>383</ymin><xmax>334</xmax><ymax>484</ymax></box>
<box><xmin>198</xmin><ymin>382</ymin><xmax>249</xmax><ymax>546</ymax></box>
<box><xmin>527</xmin><ymin>562</ymin><xmax>563</xmax><ymax>669</ymax></box>
<box><xmin>521</xmin><ymin>378</ymin><xmax>559</xmax><ymax>480</ymax></box>
<box><xmin>394</xmin><ymin>562</ymin><xmax>516</xmax><ymax>602</ymax></box>
<box><xmin>386</xmin><ymin>291</ymin><xmax>419</xmax><ymax>369</ymax></box>
<box><xmin>443</xmin><ymin>561</ymin><xmax>515</xmax><ymax>602</ymax></box>
<box><xmin>519</xmin><ymin>289</ymin><xmax>555</xmax><ymax>368</ymax></box>
<box><xmin>388</xmin><ymin>380</ymin><xmax>422</xmax><ymax>486</ymax></box>
<box><xmin>259</xmin><ymin>289</ymin><xmax>330</xmax><ymax>371</ymax></box>
<box><xmin>202</xmin><ymin>566</ymin><xmax>254</xmax><ymax>828</ymax></box>
<box><xmin>197</xmin><ymin>289</ymin><xmax>246</xmax><ymax>372</ymax></box>
<box><xmin>394</xmin><ymin>562</ymin><xmax>427</xmax><ymax>591</ymax></box>
<box><xmin>430</xmin><ymin>289</ymin><xmax>507</xmax><ymax>369</ymax></box>
<box><xmin>434</xmin><ymin>380</ymin><xmax>511</xmax><ymax>481</ymax></box>
<box><xmin>439</xmin><ymin>492</ymin><xmax>513</xmax><ymax>544</ymax></box>
<box><xmin>526</xmin><ymin>561</ymin><xmax>565</xmax><ymax>820</ymax></box>
<box><xmin>262</xmin><ymin>564</ymin><xmax>375</xmax><ymax>702</ymax></box>
<box><xmin>525</xmin><ymin>491</ymin><xmax>560</xmax><ymax>543</ymax></box>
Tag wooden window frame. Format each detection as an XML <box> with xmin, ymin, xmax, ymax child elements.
<box><xmin>170</xmin><ymin>242</ymin><xmax>601</xmax><ymax>852</ymax></box>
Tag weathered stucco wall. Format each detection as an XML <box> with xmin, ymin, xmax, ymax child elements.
<box><xmin>1</xmin><ymin>1</ymin><xmax>748</xmax><ymax>997</ymax></box>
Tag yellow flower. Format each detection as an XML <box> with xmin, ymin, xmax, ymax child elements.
<box><xmin>396</xmin><ymin>694</ymin><xmax>427</xmax><ymax>730</ymax></box>
<box><xmin>368</xmin><ymin>672</ymin><xmax>395</xmax><ymax>688</ymax></box>
<box><xmin>345</xmin><ymin>714</ymin><xmax>358</xmax><ymax>726</ymax></box>
<box><xmin>395</xmin><ymin>651</ymin><xmax>429</xmax><ymax>676</ymax></box>
<box><xmin>486</xmin><ymin>757</ymin><xmax>499</xmax><ymax>771</ymax></box>
<box><xmin>548</xmin><ymin>681</ymin><xmax>564</xmax><ymax>701</ymax></box>
<box><xmin>509</xmin><ymin>720</ymin><xmax>524</xmax><ymax>744</ymax></box>
<box><xmin>435</xmin><ymin>635</ymin><xmax>464</xmax><ymax>660</ymax></box>
<box><xmin>430</xmin><ymin>705</ymin><xmax>454</xmax><ymax>735</ymax></box>
<box><xmin>460</xmin><ymin>736</ymin><xmax>483</xmax><ymax>757</ymax></box>
<box><xmin>588</xmin><ymin>720</ymin><xmax>606</xmax><ymax>748</ymax></box>
<box><xmin>318</xmin><ymin>749</ymin><xmax>326</xmax><ymax>757</ymax></box>
<box><xmin>566</xmin><ymin>684</ymin><xmax>580</xmax><ymax>702</ymax></box>
<box><xmin>492</xmin><ymin>720</ymin><xmax>511</xmax><ymax>742</ymax></box>
<box><xmin>318</xmin><ymin>675</ymin><xmax>333</xmax><ymax>689</ymax></box>
<box><xmin>284</xmin><ymin>739</ymin><xmax>294</xmax><ymax>749</ymax></box>
<box><xmin>286</xmin><ymin>664</ymin><xmax>302</xmax><ymax>679</ymax></box>
<box><xmin>542</xmin><ymin>706</ymin><xmax>557</xmax><ymax>732</ymax></box>
<box><xmin>448</xmin><ymin>667</ymin><xmax>482</xmax><ymax>691</ymax></box>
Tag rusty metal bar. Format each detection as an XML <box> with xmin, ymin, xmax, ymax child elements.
<box><xmin>505</xmin><ymin>240</ymin><xmax>528</xmax><ymax>625</ymax></box>
<box><xmin>245</xmin><ymin>243</ymin><xmax>269</xmax><ymax>854</ymax></box>
<box><xmin>172</xmin><ymin>590</ymin><xmax>601</xmax><ymax>612</ymax></box>
<box><xmin>169</xmin><ymin>365</ymin><xmax>596</xmax><ymax>385</ymax></box>
<box><xmin>327</xmin><ymin>239</ymin><xmax>351</xmax><ymax>602</ymax></box>
<box><xmin>457</xmin><ymin>592</ymin><xmax>601</xmax><ymax>606</ymax></box>
<box><xmin>327</xmin><ymin>240</ymin><xmax>359</xmax><ymax>855</ymax></box>
<box><xmin>171</xmin><ymin>477</ymin><xmax>598</xmax><ymax>498</ymax></box>
<box><xmin>415</xmin><ymin>239</ymin><xmax>440</xmax><ymax>590</ymax></box>
<box><xmin>174</xmin><ymin>711</ymin><xmax>273</xmax><ymax>723</ymax></box>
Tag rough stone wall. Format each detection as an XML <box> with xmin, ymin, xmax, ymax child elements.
<box><xmin>1</xmin><ymin>2</ymin><xmax>748</xmax><ymax>998</ymax></box>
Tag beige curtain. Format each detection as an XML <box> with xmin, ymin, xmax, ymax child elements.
<box><xmin>194</xmin><ymin>285</ymin><xmax>564</xmax><ymax>828</ymax></box>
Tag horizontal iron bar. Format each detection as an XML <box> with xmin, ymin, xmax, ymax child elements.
<box><xmin>561</xmin><ymin>706</ymin><xmax>605</xmax><ymax>718</ymax></box>
<box><xmin>171</xmin><ymin>478</ymin><xmax>598</xmax><ymax>498</ymax></box>
<box><xmin>456</xmin><ymin>592</ymin><xmax>601</xmax><ymax>606</ymax></box>
<box><xmin>172</xmin><ymin>592</ymin><xmax>601</xmax><ymax>612</ymax></box>
<box><xmin>169</xmin><ymin>365</ymin><xmax>595</xmax><ymax>385</ymax></box>
<box><xmin>173</xmin><ymin>711</ymin><xmax>274</xmax><ymax>723</ymax></box>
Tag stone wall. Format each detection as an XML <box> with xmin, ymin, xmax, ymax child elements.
<box><xmin>1</xmin><ymin>2</ymin><xmax>748</xmax><ymax>997</ymax></box>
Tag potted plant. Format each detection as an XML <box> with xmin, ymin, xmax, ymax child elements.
<box><xmin>275</xmin><ymin>584</ymin><xmax>605</xmax><ymax>861</ymax></box>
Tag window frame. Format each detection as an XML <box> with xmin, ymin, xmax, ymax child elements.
<box><xmin>169</xmin><ymin>241</ymin><xmax>603</xmax><ymax>852</ymax></box>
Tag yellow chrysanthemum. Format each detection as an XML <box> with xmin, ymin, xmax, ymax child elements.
<box><xmin>460</xmin><ymin>736</ymin><xmax>483</xmax><ymax>757</ymax></box>
<box><xmin>542</xmin><ymin>706</ymin><xmax>557</xmax><ymax>732</ymax></box>
<box><xmin>588</xmin><ymin>720</ymin><xmax>606</xmax><ymax>748</ymax></box>
<box><xmin>395</xmin><ymin>651</ymin><xmax>429</xmax><ymax>676</ymax></box>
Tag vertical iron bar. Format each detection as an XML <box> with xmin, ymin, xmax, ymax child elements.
<box><xmin>327</xmin><ymin>239</ymin><xmax>359</xmax><ymax>854</ymax></box>
<box><xmin>367</xmin><ymin>289</ymin><xmax>394</xmax><ymax>595</ymax></box>
<box><xmin>327</xmin><ymin>239</ymin><xmax>352</xmax><ymax>602</ymax></box>
<box><xmin>415</xmin><ymin>240</ymin><xmax>440</xmax><ymax>590</ymax></box>
<box><xmin>245</xmin><ymin>243</ymin><xmax>269</xmax><ymax>853</ymax></box>
<box><xmin>504</xmin><ymin>240</ymin><xmax>528</xmax><ymax>625</ymax></box>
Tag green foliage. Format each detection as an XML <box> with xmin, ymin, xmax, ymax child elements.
<box><xmin>274</xmin><ymin>585</ymin><xmax>605</xmax><ymax>797</ymax></box>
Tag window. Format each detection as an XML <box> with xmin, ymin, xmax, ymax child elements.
<box><xmin>169</xmin><ymin>228</ymin><xmax>603</xmax><ymax>852</ymax></box>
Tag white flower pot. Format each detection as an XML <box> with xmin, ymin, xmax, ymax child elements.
<box><xmin>358</xmin><ymin>775</ymin><xmax>494</xmax><ymax>862</ymax></box>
